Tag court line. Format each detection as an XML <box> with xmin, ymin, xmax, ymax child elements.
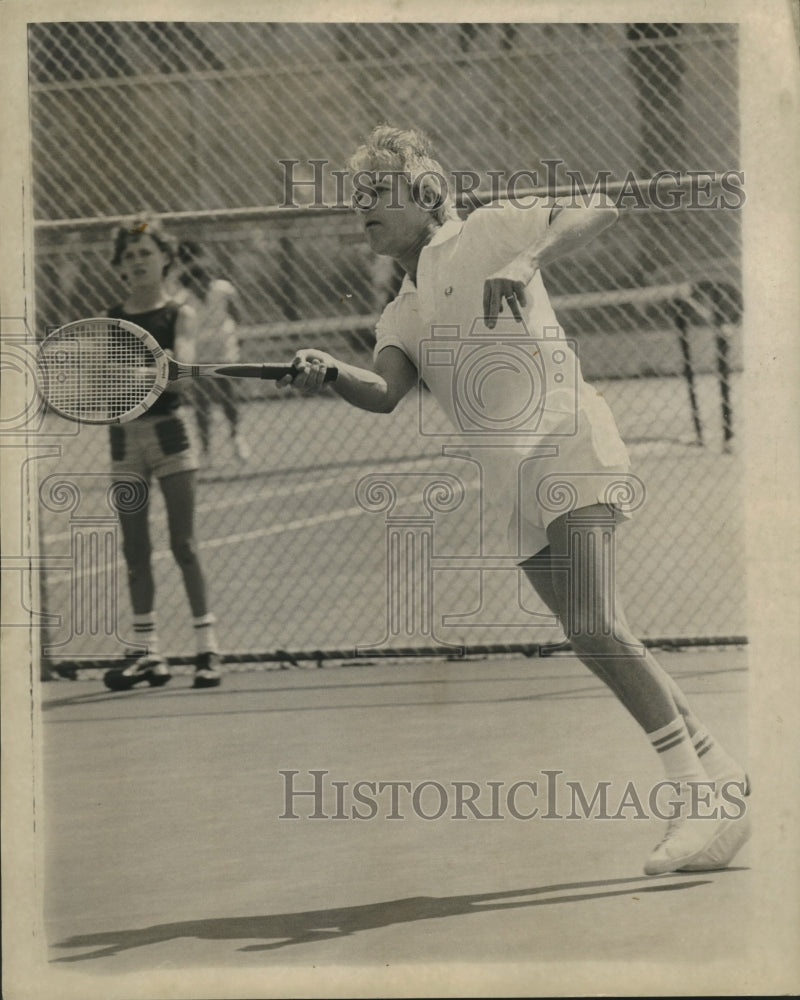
<box><xmin>41</xmin><ymin>661</ymin><xmax>748</xmax><ymax>714</ymax></box>
<box><xmin>43</xmin><ymin>681</ymin><xmax>749</xmax><ymax>725</ymax></box>
<box><xmin>38</xmin><ymin>470</ymin><xmax>365</xmax><ymax>545</ymax></box>
<box><xmin>198</xmin><ymin>506</ymin><xmax>365</xmax><ymax>550</ymax></box>
<box><xmin>41</xmin><ymin>481</ymin><xmax>479</xmax><ymax>584</ymax></box>
<box><xmin>40</xmin><ymin>456</ymin><xmax>462</xmax><ymax>545</ymax></box>
<box><xmin>196</xmin><ymin>471</ymin><xmax>376</xmax><ymax>514</ymax></box>
<box><xmin>40</xmin><ymin>504</ymin><xmax>367</xmax><ymax>583</ymax></box>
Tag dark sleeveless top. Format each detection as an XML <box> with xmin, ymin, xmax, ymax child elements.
<box><xmin>108</xmin><ymin>301</ymin><xmax>182</xmax><ymax>418</ymax></box>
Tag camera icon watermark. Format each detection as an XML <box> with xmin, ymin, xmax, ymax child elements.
<box><xmin>418</xmin><ymin>317</ymin><xmax>578</xmax><ymax>440</ymax></box>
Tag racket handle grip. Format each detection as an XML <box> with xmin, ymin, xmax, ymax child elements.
<box><xmin>216</xmin><ymin>365</ymin><xmax>338</xmax><ymax>383</ymax></box>
<box><xmin>282</xmin><ymin>364</ymin><xmax>338</xmax><ymax>384</ymax></box>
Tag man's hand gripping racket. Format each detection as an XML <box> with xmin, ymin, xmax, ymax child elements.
<box><xmin>278</xmin><ymin>349</ymin><xmax>340</xmax><ymax>394</ymax></box>
<box><xmin>38</xmin><ymin>318</ymin><xmax>338</xmax><ymax>424</ymax></box>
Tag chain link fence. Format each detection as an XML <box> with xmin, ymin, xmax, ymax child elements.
<box><xmin>27</xmin><ymin>21</ymin><xmax>746</xmax><ymax>667</ymax></box>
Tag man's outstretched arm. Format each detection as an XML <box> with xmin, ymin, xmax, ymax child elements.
<box><xmin>282</xmin><ymin>345</ymin><xmax>417</xmax><ymax>413</ymax></box>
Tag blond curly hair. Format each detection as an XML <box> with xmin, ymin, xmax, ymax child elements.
<box><xmin>348</xmin><ymin>125</ymin><xmax>458</xmax><ymax>223</ymax></box>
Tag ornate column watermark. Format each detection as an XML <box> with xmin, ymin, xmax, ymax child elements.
<box><xmin>38</xmin><ymin>472</ymin><xmax>149</xmax><ymax>659</ymax></box>
<box><xmin>1</xmin><ymin>325</ymin><xmax>71</xmax><ymax>641</ymax></box>
<box><xmin>354</xmin><ymin>473</ymin><xmax>465</xmax><ymax>653</ymax></box>
<box><xmin>534</xmin><ymin>472</ymin><xmax>647</xmax><ymax>652</ymax></box>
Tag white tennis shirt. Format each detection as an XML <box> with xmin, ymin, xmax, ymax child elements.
<box><xmin>373</xmin><ymin>202</ymin><xmax>629</xmax><ymax>472</ymax></box>
<box><xmin>175</xmin><ymin>279</ymin><xmax>239</xmax><ymax>363</ymax></box>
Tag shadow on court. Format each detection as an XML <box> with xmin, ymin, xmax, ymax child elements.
<box><xmin>52</xmin><ymin>873</ymin><xmax>731</xmax><ymax>962</ymax></box>
<box><xmin>42</xmin><ymin>650</ymin><xmax>751</xmax><ymax>971</ymax></box>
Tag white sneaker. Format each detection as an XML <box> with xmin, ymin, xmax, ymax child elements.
<box><xmin>678</xmin><ymin>776</ymin><xmax>752</xmax><ymax>871</ymax></box>
<box><xmin>644</xmin><ymin>785</ymin><xmax>733</xmax><ymax>876</ymax></box>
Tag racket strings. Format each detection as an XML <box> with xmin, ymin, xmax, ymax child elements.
<box><xmin>42</xmin><ymin>321</ymin><xmax>160</xmax><ymax>421</ymax></box>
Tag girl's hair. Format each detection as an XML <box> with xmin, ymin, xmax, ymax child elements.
<box><xmin>348</xmin><ymin>125</ymin><xmax>458</xmax><ymax>224</ymax></box>
<box><xmin>110</xmin><ymin>216</ymin><xmax>176</xmax><ymax>276</ymax></box>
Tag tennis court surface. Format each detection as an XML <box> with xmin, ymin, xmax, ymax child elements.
<box><xmin>39</xmin><ymin>644</ymin><xmax>753</xmax><ymax>992</ymax></box>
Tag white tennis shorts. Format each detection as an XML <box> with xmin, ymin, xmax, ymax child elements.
<box><xmin>506</xmin><ymin>399</ymin><xmax>636</xmax><ymax>558</ymax></box>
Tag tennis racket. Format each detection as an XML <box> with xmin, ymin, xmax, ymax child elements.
<box><xmin>38</xmin><ymin>317</ymin><xmax>338</xmax><ymax>424</ymax></box>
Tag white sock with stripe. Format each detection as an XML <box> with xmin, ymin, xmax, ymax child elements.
<box><xmin>648</xmin><ymin>717</ymin><xmax>707</xmax><ymax>784</ymax></box>
<box><xmin>691</xmin><ymin>726</ymin><xmax>745</xmax><ymax>784</ymax></box>
<box><xmin>193</xmin><ymin>613</ymin><xmax>219</xmax><ymax>655</ymax></box>
<box><xmin>132</xmin><ymin>613</ymin><xmax>159</xmax><ymax>656</ymax></box>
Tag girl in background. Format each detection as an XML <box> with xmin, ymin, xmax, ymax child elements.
<box><xmin>176</xmin><ymin>240</ymin><xmax>250</xmax><ymax>461</ymax></box>
<box><xmin>103</xmin><ymin>217</ymin><xmax>223</xmax><ymax>691</ymax></box>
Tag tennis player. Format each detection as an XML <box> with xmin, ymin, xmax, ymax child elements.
<box><xmin>282</xmin><ymin>126</ymin><xmax>750</xmax><ymax>875</ymax></box>
<box><xmin>175</xmin><ymin>240</ymin><xmax>250</xmax><ymax>461</ymax></box>
<box><xmin>103</xmin><ymin>217</ymin><xmax>223</xmax><ymax>690</ymax></box>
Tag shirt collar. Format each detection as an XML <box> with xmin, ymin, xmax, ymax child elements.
<box><xmin>428</xmin><ymin>218</ymin><xmax>462</xmax><ymax>247</ymax></box>
<box><xmin>396</xmin><ymin>219</ymin><xmax>463</xmax><ymax>296</ymax></box>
